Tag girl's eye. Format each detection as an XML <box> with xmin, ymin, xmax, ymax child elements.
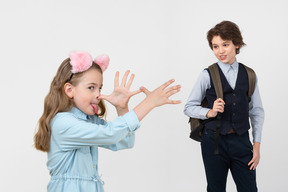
<box><xmin>88</xmin><ymin>86</ymin><xmax>94</xmax><ymax>90</ymax></box>
<box><xmin>224</xmin><ymin>44</ymin><xmax>229</xmax><ymax>47</ymax></box>
<box><xmin>213</xmin><ymin>46</ymin><xmax>218</xmax><ymax>49</ymax></box>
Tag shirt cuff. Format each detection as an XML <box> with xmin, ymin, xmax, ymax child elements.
<box><xmin>253</xmin><ymin>131</ymin><xmax>262</xmax><ymax>143</ymax></box>
<box><xmin>200</xmin><ymin>108</ymin><xmax>211</xmax><ymax>120</ymax></box>
<box><xmin>122</xmin><ymin>110</ymin><xmax>141</xmax><ymax>132</ymax></box>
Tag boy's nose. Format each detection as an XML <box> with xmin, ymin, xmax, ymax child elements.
<box><xmin>219</xmin><ymin>46</ymin><xmax>224</xmax><ymax>53</ymax></box>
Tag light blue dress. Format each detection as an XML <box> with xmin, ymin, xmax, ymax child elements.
<box><xmin>47</xmin><ymin>107</ymin><xmax>140</xmax><ymax>192</ymax></box>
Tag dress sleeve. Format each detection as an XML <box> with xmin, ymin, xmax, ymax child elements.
<box><xmin>99</xmin><ymin>132</ymin><xmax>135</xmax><ymax>151</ymax></box>
<box><xmin>51</xmin><ymin>110</ymin><xmax>140</xmax><ymax>151</ymax></box>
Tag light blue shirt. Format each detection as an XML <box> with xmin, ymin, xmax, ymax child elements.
<box><xmin>47</xmin><ymin>107</ymin><xmax>140</xmax><ymax>192</ymax></box>
<box><xmin>184</xmin><ymin>60</ymin><xmax>264</xmax><ymax>143</ymax></box>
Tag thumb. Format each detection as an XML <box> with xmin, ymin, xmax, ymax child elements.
<box><xmin>99</xmin><ymin>94</ymin><xmax>108</xmax><ymax>100</ymax></box>
<box><xmin>140</xmin><ymin>86</ymin><xmax>150</xmax><ymax>95</ymax></box>
<box><xmin>248</xmin><ymin>158</ymin><xmax>254</xmax><ymax>166</ymax></box>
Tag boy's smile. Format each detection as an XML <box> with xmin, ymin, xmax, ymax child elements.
<box><xmin>211</xmin><ymin>35</ymin><xmax>239</xmax><ymax>65</ymax></box>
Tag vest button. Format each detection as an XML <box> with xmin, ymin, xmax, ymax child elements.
<box><xmin>233</xmin><ymin>103</ymin><xmax>236</xmax><ymax>106</ymax></box>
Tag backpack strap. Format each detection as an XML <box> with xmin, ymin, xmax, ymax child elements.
<box><xmin>208</xmin><ymin>63</ymin><xmax>223</xmax><ymax>99</ymax></box>
<box><xmin>208</xmin><ymin>63</ymin><xmax>223</xmax><ymax>155</ymax></box>
<box><xmin>242</xmin><ymin>64</ymin><xmax>256</xmax><ymax>98</ymax></box>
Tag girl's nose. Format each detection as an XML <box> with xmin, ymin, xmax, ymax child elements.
<box><xmin>95</xmin><ymin>89</ymin><xmax>101</xmax><ymax>99</ymax></box>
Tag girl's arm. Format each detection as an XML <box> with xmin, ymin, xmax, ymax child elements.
<box><xmin>51</xmin><ymin>111</ymin><xmax>140</xmax><ymax>151</ymax></box>
<box><xmin>99</xmin><ymin>132</ymin><xmax>135</xmax><ymax>151</ymax></box>
<box><xmin>133</xmin><ymin>79</ymin><xmax>181</xmax><ymax>121</ymax></box>
<box><xmin>100</xmin><ymin>70</ymin><xmax>181</xmax><ymax>121</ymax></box>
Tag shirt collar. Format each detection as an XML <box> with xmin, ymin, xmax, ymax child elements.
<box><xmin>70</xmin><ymin>107</ymin><xmax>89</xmax><ymax>121</ymax></box>
<box><xmin>217</xmin><ymin>59</ymin><xmax>239</xmax><ymax>74</ymax></box>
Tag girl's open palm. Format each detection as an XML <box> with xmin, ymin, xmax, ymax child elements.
<box><xmin>99</xmin><ymin>70</ymin><xmax>141</xmax><ymax>110</ymax></box>
<box><xmin>133</xmin><ymin>79</ymin><xmax>181</xmax><ymax>121</ymax></box>
<box><xmin>141</xmin><ymin>79</ymin><xmax>181</xmax><ymax>107</ymax></box>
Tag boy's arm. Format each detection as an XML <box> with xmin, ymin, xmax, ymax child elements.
<box><xmin>184</xmin><ymin>70</ymin><xmax>211</xmax><ymax>119</ymax></box>
<box><xmin>249</xmin><ymin>77</ymin><xmax>265</xmax><ymax>143</ymax></box>
<box><xmin>248</xmin><ymin>142</ymin><xmax>260</xmax><ymax>170</ymax></box>
<box><xmin>248</xmin><ymin>76</ymin><xmax>265</xmax><ymax>170</ymax></box>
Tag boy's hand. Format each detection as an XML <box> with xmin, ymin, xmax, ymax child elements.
<box><xmin>248</xmin><ymin>142</ymin><xmax>260</xmax><ymax>170</ymax></box>
<box><xmin>207</xmin><ymin>98</ymin><xmax>225</xmax><ymax>118</ymax></box>
<box><xmin>99</xmin><ymin>70</ymin><xmax>141</xmax><ymax>115</ymax></box>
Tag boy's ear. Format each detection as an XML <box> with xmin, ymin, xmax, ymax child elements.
<box><xmin>64</xmin><ymin>83</ymin><xmax>74</xmax><ymax>98</ymax></box>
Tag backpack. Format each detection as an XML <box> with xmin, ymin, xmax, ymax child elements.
<box><xmin>188</xmin><ymin>63</ymin><xmax>256</xmax><ymax>149</ymax></box>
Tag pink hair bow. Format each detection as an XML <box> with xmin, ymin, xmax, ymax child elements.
<box><xmin>69</xmin><ymin>51</ymin><xmax>110</xmax><ymax>73</ymax></box>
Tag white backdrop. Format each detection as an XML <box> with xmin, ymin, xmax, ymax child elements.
<box><xmin>0</xmin><ymin>0</ymin><xmax>287</xmax><ymax>191</ymax></box>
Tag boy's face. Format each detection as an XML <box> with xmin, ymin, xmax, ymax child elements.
<box><xmin>211</xmin><ymin>35</ymin><xmax>239</xmax><ymax>65</ymax></box>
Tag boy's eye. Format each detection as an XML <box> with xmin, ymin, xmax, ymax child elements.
<box><xmin>213</xmin><ymin>46</ymin><xmax>218</xmax><ymax>49</ymax></box>
<box><xmin>224</xmin><ymin>43</ymin><xmax>229</xmax><ymax>47</ymax></box>
<box><xmin>88</xmin><ymin>86</ymin><xmax>94</xmax><ymax>90</ymax></box>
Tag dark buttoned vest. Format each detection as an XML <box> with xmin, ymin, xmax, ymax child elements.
<box><xmin>204</xmin><ymin>63</ymin><xmax>250</xmax><ymax>135</ymax></box>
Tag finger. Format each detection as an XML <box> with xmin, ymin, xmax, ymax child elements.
<box><xmin>165</xmin><ymin>85</ymin><xmax>181</xmax><ymax>94</ymax></box>
<box><xmin>248</xmin><ymin>160</ymin><xmax>253</xmax><ymax>170</ymax></box>
<box><xmin>250</xmin><ymin>163</ymin><xmax>257</xmax><ymax>170</ymax></box>
<box><xmin>167</xmin><ymin>99</ymin><xmax>182</xmax><ymax>104</ymax></box>
<box><xmin>217</xmin><ymin>104</ymin><xmax>225</xmax><ymax>110</ymax></box>
<box><xmin>120</xmin><ymin>70</ymin><xmax>130</xmax><ymax>87</ymax></box>
<box><xmin>140</xmin><ymin>86</ymin><xmax>150</xmax><ymax>95</ymax></box>
<box><xmin>114</xmin><ymin>71</ymin><xmax>120</xmax><ymax>88</ymax></box>
<box><xmin>215</xmin><ymin>98</ymin><xmax>225</xmax><ymax>104</ymax></box>
<box><xmin>215</xmin><ymin>108</ymin><xmax>224</xmax><ymax>113</ymax></box>
<box><xmin>126</xmin><ymin>73</ymin><xmax>135</xmax><ymax>89</ymax></box>
<box><xmin>214</xmin><ymin>107</ymin><xmax>224</xmax><ymax>112</ymax></box>
<box><xmin>218</xmin><ymin>98</ymin><xmax>225</xmax><ymax>104</ymax></box>
<box><xmin>159</xmin><ymin>79</ymin><xmax>175</xmax><ymax>90</ymax></box>
<box><xmin>248</xmin><ymin>159</ymin><xmax>253</xmax><ymax>166</ymax></box>
<box><xmin>166</xmin><ymin>87</ymin><xmax>181</xmax><ymax>97</ymax></box>
<box><xmin>130</xmin><ymin>89</ymin><xmax>142</xmax><ymax>97</ymax></box>
<box><xmin>214</xmin><ymin>103</ymin><xmax>225</xmax><ymax>109</ymax></box>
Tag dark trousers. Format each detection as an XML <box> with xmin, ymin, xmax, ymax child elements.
<box><xmin>201</xmin><ymin>129</ymin><xmax>257</xmax><ymax>192</ymax></box>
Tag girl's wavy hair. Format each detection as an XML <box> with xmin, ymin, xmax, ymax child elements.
<box><xmin>34</xmin><ymin>58</ymin><xmax>106</xmax><ymax>152</ymax></box>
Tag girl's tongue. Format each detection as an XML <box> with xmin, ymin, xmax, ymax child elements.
<box><xmin>91</xmin><ymin>104</ymin><xmax>98</xmax><ymax>114</ymax></box>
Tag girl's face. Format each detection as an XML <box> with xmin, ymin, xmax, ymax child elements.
<box><xmin>211</xmin><ymin>35</ymin><xmax>239</xmax><ymax>65</ymax></box>
<box><xmin>69</xmin><ymin>68</ymin><xmax>103</xmax><ymax>115</ymax></box>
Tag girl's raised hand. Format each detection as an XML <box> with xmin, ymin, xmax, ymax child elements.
<box><xmin>134</xmin><ymin>79</ymin><xmax>181</xmax><ymax>121</ymax></box>
<box><xmin>141</xmin><ymin>79</ymin><xmax>181</xmax><ymax>107</ymax></box>
<box><xmin>99</xmin><ymin>70</ymin><xmax>141</xmax><ymax>115</ymax></box>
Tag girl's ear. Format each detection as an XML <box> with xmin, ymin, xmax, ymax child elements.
<box><xmin>64</xmin><ymin>83</ymin><xmax>74</xmax><ymax>98</ymax></box>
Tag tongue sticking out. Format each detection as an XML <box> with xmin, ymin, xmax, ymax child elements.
<box><xmin>91</xmin><ymin>104</ymin><xmax>98</xmax><ymax>114</ymax></box>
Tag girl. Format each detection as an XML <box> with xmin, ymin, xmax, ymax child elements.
<box><xmin>34</xmin><ymin>51</ymin><xmax>181</xmax><ymax>192</ymax></box>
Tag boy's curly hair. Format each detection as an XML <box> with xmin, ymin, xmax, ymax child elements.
<box><xmin>207</xmin><ymin>21</ymin><xmax>246</xmax><ymax>54</ymax></box>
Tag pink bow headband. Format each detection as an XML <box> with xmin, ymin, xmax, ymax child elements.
<box><xmin>69</xmin><ymin>51</ymin><xmax>110</xmax><ymax>73</ymax></box>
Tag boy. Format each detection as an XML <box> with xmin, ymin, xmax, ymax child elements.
<box><xmin>184</xmin><ymin>21</ymin><xmax>264</xmax><ymax>192</ymax></box>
